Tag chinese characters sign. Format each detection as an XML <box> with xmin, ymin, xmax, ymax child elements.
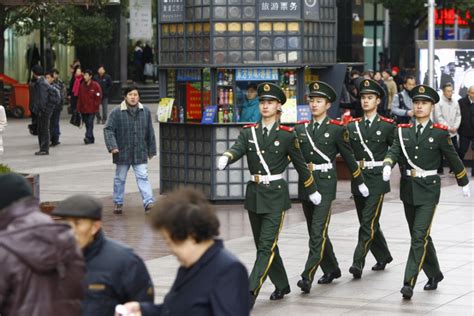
<box><xmin>130</xmin><ymin>0</ymin><xmax>153</xmax><ymax>40</ymax></box>
<box><xmin>259</xmin><ymin>0</ymin><xmax>301</xmax><ymax>19</ymax></box>
<box><xmin>186</xmin><ymin>83</ymin><xmax>210</xmax><ymax>120</ymax></box>
<box><xmin>160</xmin><ymin>0</ymin><xmax>185</xmax><ymax>23</ymax></box>
<box><xmin>235</xmin><ymin>68</ymin><xmax>279</xmax><ymax>81</ymax></box>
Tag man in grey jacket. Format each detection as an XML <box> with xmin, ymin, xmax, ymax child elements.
<box><xmin>390</xmin><ymin>75</ymin><xmax>416</xmax><ymax>124</ymax></box>
<box><xmin>104</xmin><ymin>86</ymin><xmax>157</xmax><ymax>214</ymax></box>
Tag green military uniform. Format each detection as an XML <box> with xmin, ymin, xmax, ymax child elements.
<box><xmin>383</xmin><ymin>85</ymin><xmax>469</xmax><ymax>295</ymax></box>
<box><xmin>294</xmin><ymin>81</ymin><xmax>365</xmax><ymax>286</ymax></box>
<box><xmin>222</xmin><ymin>83</ymin><xmax>318</xmax><ymax>298</ymax></box>
<box><xmin>347</xmin><ymin>79</ymin><xmax>394</xmax><ymax>276</ymax></box>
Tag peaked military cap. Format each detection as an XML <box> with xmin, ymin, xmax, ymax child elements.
<box><xmin>257</xmin><ymin>82</ymin><xmax>287</xmax><ymax>105</ymax></box>
<box><xmin>308</xmin><ymin>81</ymin><xmax>337</xmax><ymax>102</ymax></box>
<box><xmin>52</xmin><ymin>194</ymin><xmax>103</xmax><ymax>220</ymax></box>
<box><xmin>409</xmin><ymin>84</ymin><xmax>440</xmax><ymax>104</ymax></box>
<box><xmin>359</xmin><ymin>78</ymin><xmax>385</xmax><ymax>98</ymax></box>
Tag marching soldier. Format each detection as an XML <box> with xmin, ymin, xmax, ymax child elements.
<box><xmin>382</xmin><ymin>84</ymin><xmax>470</xmax><ymax>299</ymax></box>
<box><xmin>347</xmin><ymin>79</ymin><xmax>394</xmax><ymax>279</ymax></box>
<box><xmin>217</xmin><ymin>82</ymin><xmax>322</xmax><ymax>305</ymax></box>
<box><xmin>294</xmin><ymin>81</ymin><xmax>369</xmax><ymax>293</ymax></box>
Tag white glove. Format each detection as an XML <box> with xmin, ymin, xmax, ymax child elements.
<box><xmin>382</xmin><ymin>165</ymin><xmax>391</xmax><ymax>182</ymax></box>
<box><xmin>309</xmin><ymin>191</ymin><xmax>322</xmax><ymax>205</ymax></box>
<box><xmin>358</xmin><ymin>183</ymin><xmax>369</xmax><ymax>197</ymax></box>
<box><xmin>462</xmin><ymin>184</ymin><xmax>471</xmax><ymax>197</ymax></box>
<box><xmin>217</xmin><ymin>155</ymin><xmax>229</xmax><ymax>170</ymax></box>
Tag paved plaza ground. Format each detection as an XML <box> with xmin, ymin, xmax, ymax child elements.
<box><xmin>1</xmin><ymin>109</ymin><xmax>473</xmax><ymax>315</ymax></box>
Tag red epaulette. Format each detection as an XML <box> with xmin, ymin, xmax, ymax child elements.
<box><xmin>297</xmin><ymin>120</ymin><xmax>310</xmax><ymax>125</ymax></box>
<box><xmin>397</xmin><ymin>123</ymin><xmax>413</xmax><ymax>128</ymax></box>
<box><xmin>379</xmin><ymin>116</ymin><xmax>394</xmax><ymax>124</ymax></box>
<box><xmin>243</xmin><ymin>123</ymin><xmax>257</xmax><ymax>129</ymax></box>
<box><xmin>279</xmin><ymin>125</ymin><xmax>294</xmax><ymax>132</ymax></box>
<box><xmin>433</xmin><ymin>123</ymin><xmax>448</xmax><ymax>131</ymax></box>
<box><xmin>350</xmin><ymin>117</ymin><xmax>362</xmax><ymax>122</ymax></box>
<box><xmin>329</xmin><ymin>119</ymin><xmax>344</xmax><ymax>126</ymax></box>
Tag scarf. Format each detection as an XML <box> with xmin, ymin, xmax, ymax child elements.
<box><xmin>72</xmin><ymin>75</ymin><xmax>83</xmax><ymax>97</ymax></box>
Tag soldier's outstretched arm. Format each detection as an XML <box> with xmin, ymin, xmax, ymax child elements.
<box><xmin>336</xmin><ymin>126</ymin><xmax>364</xmax><ymax>185</ymax></box>
<box><xmin>222</xmin><ymin>129</ymin><xmax>248</xmax><ymax>165</ymax></box>
<box><xmin>440</xmin><ymin>132</ymin><xmax>469</xmax><ymax>187</ymax></box>
<box><xmin>288</xmin><ymin>132</ymin><xmax>318</xmax><ymax>194</ymax></box>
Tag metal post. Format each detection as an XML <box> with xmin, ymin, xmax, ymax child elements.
<box><xmin>454</xmin><ymin>10</ymin><xmax>459</xmax><ymax>40</ymax></box>
<box><xmin>428</xmin><ymin>0</ymin><xmax>436</xmax><ymax>87</ymax></box>
<box><xmin>384</xmin><ymin>8</ymin><xmax>390</xmax><ymax>67</ymax></box>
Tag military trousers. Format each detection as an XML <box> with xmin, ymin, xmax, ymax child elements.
<box><xmin>248</xmin><ymin>210</ymin><xmax>289</xmax><ymax>296</ymax></box>
<box><xmin>403</xmin><ymin>202</ymin><xmax>441</xmax><ymax>287</ymax></box>
<box><xmin>301</xmin><ymin>199</ymin><xmax>339</xmax><ymax>282</ymax></box>
<box><xmin>352</xmin><ymin>194</ymin><xmax>392</xmax><ymax>270</ymax></box>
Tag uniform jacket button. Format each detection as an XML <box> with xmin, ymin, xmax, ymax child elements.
<box><xmin>414</xmin><ymin>156</ymin><xmax>418</xmax><ymax>159</ymax></box>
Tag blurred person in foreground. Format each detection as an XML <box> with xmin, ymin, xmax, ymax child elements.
<box><xmin>52</xmin><ymin>194</ymin><xmax>154</xmax><ymax>316</ymax></box>
<box><xmin>0</xmin><ymin>173</ymin><xmax>85</xmax><ymax>316</ymax></box>
<box><xmin>117</xmin><ymin>187</ymin><xmax>251</xmax><ymax>316</ymax></box>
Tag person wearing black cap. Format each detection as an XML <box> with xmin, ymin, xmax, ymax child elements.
<box><xmin>0</xmin><ymin>173</ymin><xmax>85</xmax><ymax>316</ymax></box>
<box><xmin>382</xmin><ymin>84</ymin><xmax>470</xmax><ymax>299</ymax></box>
<box><xmin>31</xmin><ymin>65</ymin><xmax>54</xmax><ymax>155</ymax></box>
<box><xmin>294</xmin><ymin>81</ymin><xmax>368</xmax><ymax>293</ymax></box>
<box><xmin>217</xmin><ymin>82</ymin><xmax>321</xmax><ymax>305</ymax></box>
<box><xmin>52</xmin><ymin>194</ymin><xmax>155</xmax><ymax>315</ymax></box>
<box><xmin>346</xmin><ymin>78</ymin><xmax>395</xmax><ymax>279</ymax></box>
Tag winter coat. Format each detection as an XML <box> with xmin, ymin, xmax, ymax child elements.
<box><xmin>0</xmin><ymin>197</ymin><xmax>85</xmax><ymax>316</ymax></box>
<box><xmin>239</xmin><ymin>98</ymin><xmax>260</xmax><ymax>123</ymax></box>
<box><xmin>93</xmin><ymin>74</ymin><xmax>112</xmax><ymax>98</ymax></box>
<box><xmin>82</xmin><ymin>230</ymin><xmax>154</xmax><ymax>316</ymax></box>
<box><xmin>32</xmin><ymin>76</ymin><xmax>53</xmax><ymax>115</ymax></box>
<box><xmin>77</xmin><ymin>81</ymin><xmax>102</xmax><ymax>114</ymax></box>
<box><xmin>434</xmin><ymin>94</ymin><xmax>461</xmax><ymax>137</ymax></box>
<box><xmin>104</xmin><ymin>101</ymin><xmax>157</xmax><ymax>165</ymax></box>
<box><xmin>0</xmin><ymin>105</ymin><xmax>6</xmax><ymax>154</ymax></box>
<box><xmin>458</xmin><ymin>95</ymin><xmax>474</xmax><ymax>138</ymax></box>
<box><xmin>383</xmin><ymin>77</ymin><xmax>398</xmax><ymax>110</ymax></box>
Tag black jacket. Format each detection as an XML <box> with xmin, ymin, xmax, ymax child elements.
<box><xmin>140</xmin><ymin>239</ymin><xmax>250</xmax><ymax>316</ymax></box>
<box><xmin>82</xmin><ymin>230</ymin><xmax>154</xmax><ymax>316</ymax></box>
<box><xmin>458</xmin><ymin>95</ymin><xmax>474</xmax><ymax>138</ymax></box>
<box><xmin>93</xmin><ymin>74</ymin><xmax>112</xmax><ymax>98</ymax></box>
<box><xmin>32</xmin><ymin>77</ymin><xmax>53</xmax><ymax>114</ymax></box>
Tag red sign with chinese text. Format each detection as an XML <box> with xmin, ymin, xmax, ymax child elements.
<box><xmin>435</xmin><ymin>9</ymin><xmax>470</xmax><ymax>26</ymax></box>
<box><xmin>186</xmin><ymin>83</ymin><xmax>210</xmax><ymax>120</ymax></box>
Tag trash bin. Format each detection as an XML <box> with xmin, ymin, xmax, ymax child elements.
<box><xmin>10</xmin><ymin>84</ymin><xmax>31</xmax><ymax>118</ymax></box>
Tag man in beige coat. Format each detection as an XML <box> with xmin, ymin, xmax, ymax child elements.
<box><xmin>382</xmin><ymin>70</ymin><xmax>397</xmax><ymax>111</ymax></box>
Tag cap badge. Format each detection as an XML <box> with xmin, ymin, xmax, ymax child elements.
<box><xmin>364</xmin><ymin>80</ymin><xmax>370</xmax><ymax>87</ymax></box>
<box><xmin>263</xmin><ymin>84</ymin><xmax>270</xmax><ymax>92</ymax></box>
<box><xmin>313</xmin><ymin>83</ymin><xmax>320</xmax><ymax>90</ymax></box>
<box><xmin>419</xmin><ymin>86</ymin><xmax>425</xmax><ymax>93</ymax></box>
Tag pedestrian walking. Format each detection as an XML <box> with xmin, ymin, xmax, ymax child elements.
<box><xmin>0</xmin><ymin>173</ymin><xmax>85</xmax><ymax>316</ymax></box>
<box><xmin>52</xmin><ymin>194</ymin><xmax>155</xmax><ymax>316</ymax></box>
<box><xmin>117</xmin><ymin>187</ymin><xmax>251</xmax><ymax>316</ymax></box>
<box><xmin>104</xmin><ymin>86</ymin><xmax>157</xmax><ymax>214</ymax></box>
<box><xmin>217</xmin><ymin>82</ymin><xmax>321</xmax><ymax>306</ymax></box>
<box><xmin>382</xmin><ymin>84</ymin><xmax>470</xmax><ymax>299</ymax></box>
<box><xmin>93</xmin><ymin>64</ymin><xmax>112</xmax><ymax>124</ymax></box>
<box><xmin>77</xmin><ymin>69</ymin><xmax>102</xmax><ymax>145</ymax></box>
<box><xmin>133</xmin><ymin>41</ymin><xmax>144</xmax><ymax>84</ymax></box>
<box><xmin>69</xmin><ymin>66</ymin><xmax>83</xmax><ymax>113</ymax></box>
<box><xmin>0</xmin><ymin>104</ymin><xmax>6</xmax><ymax>155</ymax></box>
<box><xmin>457</xmin><ymin>85</ymin><xmax>474</xmax><ymax>177</ymax></box>
<box><xmin>45</xmin><ymin>70</ymin><xmax>63</xmax><ymax>147</ymax></box>
<box><xmin>294</xmin><ymin>81</ymin><xmax>368</xmax><ymax>294</ymax></box>
<box><xmin>31</xmin><ymin>65</ymin><xmax>55</xmax><ymax>156</ymax></box>
<box><xmin>50</xmin><ymin>68</ymin><xmax>67</xmax><ymax>146</ymax></box>
<box><xmin>391</xmin><ymin>75</ymin><xmax>416</xmax><ymax>124</ymax></box>
<box><xmin>347</xmin><ymin>79</ymin><xmax>394</xmax><ymax>279</ymax></box>
<box><xmin>433</xmin><ymin>83</ymin><xmax>461</xmax><ymax>174</ymax></box>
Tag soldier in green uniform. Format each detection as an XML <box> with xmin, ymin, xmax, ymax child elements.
<box><xmin>382</xmin><ymin>84</ymin><xmax>470</xmax><ymax>299</ymax></box>
<box><xmin>294</xmin><ymin>81</ymin><xmax>369</xmax><ymax>293</ymax></box>
<box><xmin>217</xmin><ymin>82</ymin><xmax>321</xmax><ymax>305</ymax></box>
<box><xmin>347</xmin><ymin>79</ymin><xmax>394</xmax><ymax>279</ymax></box>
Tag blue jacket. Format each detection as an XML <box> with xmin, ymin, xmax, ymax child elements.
<box><xmin>82</xmin><ymin>230</ymin><xmax>154</xmax><ymax>316</ymax></box>
<box><xmin>239</xmin><ymin>98</ymin><xmax>260</xmax><ymax>123</ymax></box>
<box><xmin>140</xmin><ymin>239</ymin><xmax>250</xmax><ymax>316</ymax></box>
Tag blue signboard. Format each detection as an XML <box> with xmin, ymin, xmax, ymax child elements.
<box><xmin>297</xmin><ymin>105</ymin><xmax>311</xmax><ymax>121</ymax></box>
<box><xmin>177</xmin><ymin>69</ymin><xmax>201</xmax><ymax>82</ymax></box>
<box><xmin>235</xmin><ymin>68</ymin><xmax>279</xmax><ymax>81</ymax></box>
<box><xmin>201</xmin><ymin>106</ymin><xmax>217</xmax><ymax>124</ymax></box>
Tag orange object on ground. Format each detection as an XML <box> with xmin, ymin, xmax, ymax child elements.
<box><xmin>0</xmin><ymin>73</ymin><xmax>31</xmax><ymax>118</ymax></box>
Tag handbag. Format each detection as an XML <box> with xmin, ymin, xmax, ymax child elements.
<box><xmin>144</xmin><ymin>63</ymin><xmax>154</xmax><ymax>77</ymax></box>
<box><xmin>70</xmin><ymin>111</ymin><xmax>82</xmax><ymax>128</ymax></box>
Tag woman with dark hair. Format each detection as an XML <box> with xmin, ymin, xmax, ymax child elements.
<box><xmin>69</xmin><ymin>66</ymin><xmax>83</xmax><ymax>113</ymax></box>
<box><xmin>116</xmin><ymin>187</ymin><xmax>251</xmax><ymax>316</ymax></box>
